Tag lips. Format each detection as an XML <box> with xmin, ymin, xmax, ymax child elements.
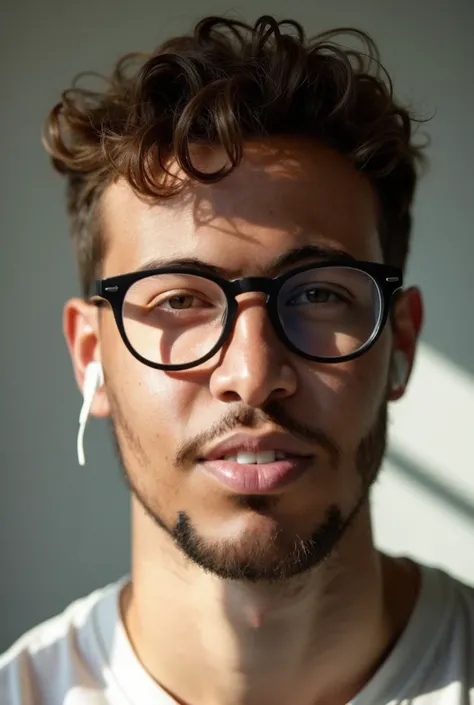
<box><xmin>198</xmin><ymin>432</ymin><xmax>314</xmax><ymax>494</ymax></box>
<box><xmin>200</xmin><ymin>432</ymin><xmax>313</xmax><ymax>462</ymax></box>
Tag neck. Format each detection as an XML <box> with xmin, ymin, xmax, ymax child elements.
<box><xmin>121</xmin><ymin>501</ymin><xmax>419</xmax><ymax>705</ymax></box>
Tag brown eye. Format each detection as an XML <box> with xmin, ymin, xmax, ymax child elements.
<box><xmin>166</xmin><ymin>295</ymin><xmax>195</xmax><ymax>309</ymax></box>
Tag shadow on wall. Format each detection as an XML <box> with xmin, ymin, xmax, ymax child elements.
<box><xmin>372</xmin><ymin>341</ymin><xmax>474</xmax><ymax>586</ymax></box>
<box><xmin>387</xmin><ymin>448</ymin><xmax>474</xmax><ymax>524</ymax></box>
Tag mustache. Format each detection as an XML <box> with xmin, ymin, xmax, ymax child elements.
<box><xmin>175</xmin><ymin>401</ymin><xmax>341</xmax><ymax>468</ymax></box>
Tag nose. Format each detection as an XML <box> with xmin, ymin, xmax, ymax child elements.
<box><xmin>209</xmin><ymin>296</ymin><xmax>298</xmax><ymax>407</ymax></box>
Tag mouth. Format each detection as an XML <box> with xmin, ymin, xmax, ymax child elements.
<box><xmin>198</xmin><ymin>435</ymin><xmax>314</xmax><ymax>494</ymax></box>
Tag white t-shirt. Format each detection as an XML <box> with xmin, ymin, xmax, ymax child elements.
<box><xmin>0</xmin><ymin>563</ymin><xmax>473</xmax><ymax>704</ymax></box>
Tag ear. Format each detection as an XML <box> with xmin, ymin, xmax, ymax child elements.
<box><xmin>63</xmin><ymin>298</ymin><xmax>110</xmax><ymax>418</ymax></box>
<box><xmin>388</xmin><ymin>286</ymin><xmax>424</xmax><ymax>402</ymax></box>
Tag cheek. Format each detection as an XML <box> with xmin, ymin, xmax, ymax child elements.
<box><xmin>138</xmin><ymin>369</ymin><xmax>199</xmax><ymax>429</ymax></box>
<box><xmin>106</xmin><ymin>337</ymin><xmax>199</xmax><ymax>454</ymax></box>
<box><xmin>299</xmin><ymin>343</ymin><xmax>389</xmax><ymax>449</ymax></box>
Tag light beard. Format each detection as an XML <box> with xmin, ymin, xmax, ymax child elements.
<box><xmin>109</xmin><ymin>397</ymin><xmax>388</xmax><ymax>583</ymax></box>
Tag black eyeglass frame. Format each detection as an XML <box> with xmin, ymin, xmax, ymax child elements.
<box><xmin>93</xmin><ymin>260</ymin><xmax>403</xmax><ymax>371</ymax></box>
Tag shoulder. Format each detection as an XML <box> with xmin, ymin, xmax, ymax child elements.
<box><xmin>439</xmin><ymin>567</ymin><xmax>474</xmax><ymax>627</ymax></box>
<box><xmin>414</xmin><ymin>566</ymin><xmax>474</xmax><ymax>701</ymax></box>
<box><xmin>439</xmin><ymin>568</ymin><xmax>474</xmax><ymax>653</ymax></box>
<box><xmin>0</xmin><ymin>578</ymin><xmax>126</xmax><ymax>705</ymax></box>
<box><xmin>416</xmin><ymin>565</ymin><xmax>474</xmax><ymax>654</ymax></box>
<box><xmin>349</xmin><ymin>563</ymin><xmax>474</xmax><ymax>705</ymax></box>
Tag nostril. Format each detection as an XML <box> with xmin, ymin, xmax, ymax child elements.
<box><xmin>219</xmin><ymin>390</ymin><xmax>242</xmax><ymax>404</ymax></box>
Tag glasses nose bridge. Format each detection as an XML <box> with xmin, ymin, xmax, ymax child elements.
<box><xmin>229</xmin><ymin>276</ymin><xmax>274</xmax><ymax>302</ymax></box>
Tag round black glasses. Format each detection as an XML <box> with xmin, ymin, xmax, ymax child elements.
<box><xmin>92</xmin><ymin>260</ymin><xmax>402</xmax><ymax>371</ymax></box>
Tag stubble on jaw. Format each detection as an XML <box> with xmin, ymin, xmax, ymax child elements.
<box><xmin>106</xmin><ymin>379</ymin><xmax>389</xmax><ymax>583</ymax></box>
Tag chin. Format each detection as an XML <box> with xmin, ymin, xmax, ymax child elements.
<box><xmin>171</xmin><ymin>502</ymin><xmax>346</xmax><ymax>583</ymax></box>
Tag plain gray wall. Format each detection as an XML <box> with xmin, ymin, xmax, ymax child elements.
<box><xmin>1</xmin><ymin>0</ymin><xmax>473</xmax><ymax>653</ymax></box>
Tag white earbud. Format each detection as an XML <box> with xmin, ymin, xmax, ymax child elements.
<box><xmin>77</xmin><ymin>361</ymin><xmax>104</xmax><ymax>466</ymax></box>
<box><xmin>391</xmin><ymin>350</ymin><xmax>408</xmax><ymax>392</ymax></box>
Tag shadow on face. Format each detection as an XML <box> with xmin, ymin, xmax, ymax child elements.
<box><xmin>91</xmin><ymin>137</ymin><xmax>401</xmax><ymax>582</ymax></box>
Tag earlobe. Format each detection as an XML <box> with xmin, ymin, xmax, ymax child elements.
<box><xmin>388</xmin><ymin>350</ymin><xmax>409</xmax><ymax>400</ymax></box>
<box><xmin>388</xmin><ymin>287</ymin><xmax>423</xmax><ymax>401</ymax></box>
<box><xmin>408</xmin><ymin>287</ymin><xmax>424</xmax><ymax>338</ymax></box>
<box><xmin>63</xmin><ymin>298</ymin><xmax>110</xmax><ymax>418</ymax></box>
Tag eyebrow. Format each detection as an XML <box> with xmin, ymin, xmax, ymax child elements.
<box><xmin>135</xmin><ymin>244</ymin><xmax>356</xmax><ymax>279</ymax></box>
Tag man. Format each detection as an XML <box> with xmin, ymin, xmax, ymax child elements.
<box><xmin>1</xmin><ymin>14</ymin><xmax>472</xmax><ymax>705</ymax></box>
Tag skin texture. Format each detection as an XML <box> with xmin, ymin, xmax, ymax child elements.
<box><xmin>65</xmin><ymin>138</ymin><xmax>423</xmax><ymax>705</ymax></box>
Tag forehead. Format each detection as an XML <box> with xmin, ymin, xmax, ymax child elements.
<box><xmin>100</xmin><ymin>138</ymin><xmax>382</xmax><ymax>278</ymax></box>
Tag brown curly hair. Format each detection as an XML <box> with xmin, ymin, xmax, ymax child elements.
<box><xmin>43</xmin><ymin>15</ymin><xmax>426</xmax><ymax>297</ymax></box>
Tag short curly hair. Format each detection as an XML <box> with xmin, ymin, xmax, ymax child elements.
<box><xmin>43</xmin><ymin>15</ymin><xmax>426</xmax><ymax>297</ymax></box>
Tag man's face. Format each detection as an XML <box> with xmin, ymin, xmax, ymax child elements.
<box><xmin>96</xmin><ymin>139</ymin><xmax>396</xmax><ymax>581</ymax></box>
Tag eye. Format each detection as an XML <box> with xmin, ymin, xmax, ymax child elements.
<box><xmin>151</xmin><ymin>292</ymin><xmax>213</xmax><ymax>311</ymax></box>
<box><xmin>161</xmin><ymin>294</ymin><xmax>198</xmax><ymax>310</ymax></box>
<box><xmin>288</xmin><ymin>287</ymin><xmax>343</xmax><ymax>305</ymax></box>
